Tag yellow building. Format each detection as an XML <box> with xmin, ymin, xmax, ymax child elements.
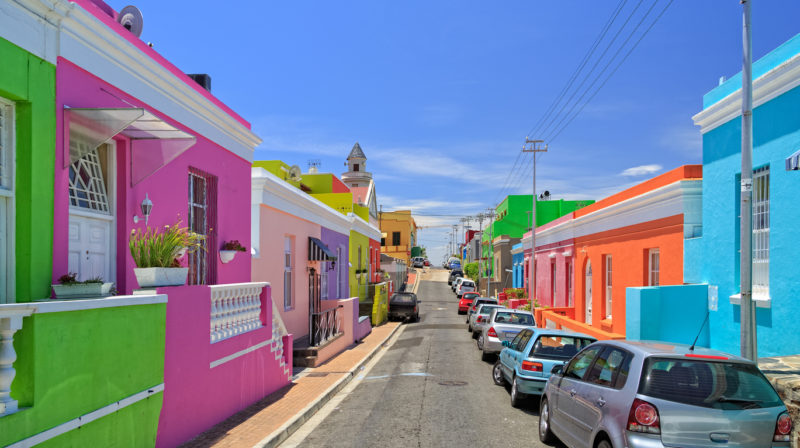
<box><xmin>379</xmin><ymin>210</ymin><xmax>418</xmax><ymax>265</ymax></box>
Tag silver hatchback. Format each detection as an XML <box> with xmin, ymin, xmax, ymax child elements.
<box><xmin>539</xmin><ymin>340</ymin><xmax>792</xmax><ymax>448</ymax></box>
<box><xmin>477</xmin><ymin>308</ymin><xmax>535</xmax><ymax>362</ymax></box>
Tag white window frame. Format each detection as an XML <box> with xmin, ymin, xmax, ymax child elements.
<box><xmin>321</xmin><ymin>262</ymin><xmax>329</xmax><ymax>301</ymax></box>
<box><xmin>550</xmin><ymin>261</ymin><xmax>556</xmax><ymax>303</ymax></box>
<box><xmin>188</xmin><ymin>169</ymin><xmax>212</xmax><ymax>285</ymax></box>
<box><xmin>0</xmin><ymin>97</ymin><xmax>15</xmax><ymax>304</ymax></box>
<box><xmin>567</xmin><ymin>259</ymin><xmax>574</xmax><ymax>307</ymax></box>
<box><xmin>752</xmin><ymin>166</ymin><xmax>770</xmax><ymax>298</ymax></box>
<box><xmin>648</xmin><ymin>248</ymin><xmax>660</xmax><ymax>286</ymax></box>
<box><xmin>605</xmin><ymin>255</ymin><xmax>612</xmax><ymax>319</ymax></box>
<box><xmin>284</xmin><ymin>236</ymin><xmax>293</xmax><ymax>310</ymax></box>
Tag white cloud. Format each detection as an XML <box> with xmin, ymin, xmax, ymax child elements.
<box><xmin>620</xmin><ymin>164</ymin><xmax>662</xmax><ymax>177</ymax></box>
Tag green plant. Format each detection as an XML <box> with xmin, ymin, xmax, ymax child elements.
<box><xmin>222</xmin><ymin>240</ymin><xmax>247</xmax><ymax>252</ymax></box>
<box><xmin>129</xmin><ymin>221</ymin><xmax>205</xmax><ymax>268</ymax></box>
<box><xmin>57</xmin><ymin>273</ymin><xmax>104</xmax><ymax>285</ymax></box>
<box><xmin>463</xmin><ymin>262</ymin><xmax>479</xmax><ymax>280</ymax></box>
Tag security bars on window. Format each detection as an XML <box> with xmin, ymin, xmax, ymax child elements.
<box><xmin>68</xmin><ymin>139</ymin><xmax>110</xmax><ymax>213</ymax></box>
<box><xmin>752</xmin><ymin>166</ymin><xmax>770</xmax><ymax>297</ymax></box>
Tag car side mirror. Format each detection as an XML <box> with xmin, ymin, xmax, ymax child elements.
<box><xmin>501</xmin><ymin>341</ymin><xmax>511</xmax><ymax>348</ymax></box>
<box><xmin>551</xmin><ymin>364</ymin><xmax>563</xmax><ymax>376</ymax></box>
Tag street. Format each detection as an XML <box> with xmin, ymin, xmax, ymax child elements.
<box><xmin>285</xmin><ymin>269</ymin><xmax>561</xmax><ymax>448</ymax></box>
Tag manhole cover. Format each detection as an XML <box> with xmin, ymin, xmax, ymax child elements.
<box><xmin>437</xmin><ymin>380</ymin><xmax>468</xmax><ymax>386</ymax></box>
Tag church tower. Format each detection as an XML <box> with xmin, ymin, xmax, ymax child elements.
<box><xmin>341</xmin><ymin>142</ymin><xmax>372</xmax><ymax>188</ymax></box>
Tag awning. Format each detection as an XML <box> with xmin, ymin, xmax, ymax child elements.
<box><xmin>66</xmin><ymin>107</ymin><xmax>196</xmax><ymax>186</ymax></box>
<box><xmin>308</xmin><ymin>237</ymin><xmax>337</xmax><ymax>262</ymax></box>
<box><xmin>786</xmin><ymin>149</ymin><xmax>800</xmax><ymax>171</ymax></box>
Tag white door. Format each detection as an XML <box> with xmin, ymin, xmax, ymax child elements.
<box><xmin>67</xmin><ymin>139</ymin><xmax>114</xmax><ymax>282</ymax></box>
<box><xmin>585</xmin><ymin>260</ymin><xmax>592</xmax><ymax>324</ymax></box>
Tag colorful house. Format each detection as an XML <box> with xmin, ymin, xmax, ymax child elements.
<box><xmin>674</xmin><ymin>32</ymin><xmax>800</xmax><ymax>357</ymax></box>
<box><xmin>534</xmin><ymin>166</ymin><xmax>702</xmax><ymax>341</ymax></box>
<box><xmin>1</xmin><ymin>1</ymin><xmax>290</xmax><ymax>446</ymax></box>
<box><xmin>379</xmin><ymin>210</ymin><xmax>418</xmax><ymax>265</ymax></box>
<box><xmin>511</xmin><ymin>243</ymin><xmax>524</xmax><ymax>288</ymax></box>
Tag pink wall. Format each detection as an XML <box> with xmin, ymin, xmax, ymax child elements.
<box><xmin>53</xmin><ymin>59</ymin><xmax>252</xmax><ymax>293</ymax></box>
<box><xmin>315</xmin><ymin>297</ymin><xmax>357</xmax><ymax>365</ymax></box>
<box><xmin>251</xmin><ymin>204</ymin><xmax>322</xmax><ymax>342</ymax></box>
<box><xmin>156</xmin><ymin>285</ymin><xmax>290</xmax><ymax>448</ymax></box>
<box><xmin>533</xmin><ymin>239</ymin><xmax>576</xmax><ymax>307</ymax></box>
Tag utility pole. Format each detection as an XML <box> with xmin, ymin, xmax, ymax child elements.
<box><xmin>452</xmin><ymin>224</ymin><xmax>458</xmax><ymax>257</ymax></box>
<box><xmin>523</xmin><ymin>139</ymin><xmax>548</xmax><ymax>305</ymax></box>
<box><xmin>485</xmin><ymin>207</ymin><xmax>496</xmax><ymax>295</ymax></box>
<box><xmin>740</xmin><ymin>0</ymin><xmax>757</xmax><ymax>362</ymax></box>
<box><xmin>476</xmin><ymin>213</ymin><xmax>485</xmax><ymax>280</ymax></box>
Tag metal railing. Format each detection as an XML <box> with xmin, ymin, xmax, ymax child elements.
<box><xmin>310</xmin><ymin>305</ymin><xmax>343</xmax><ymax>347</ymax></box>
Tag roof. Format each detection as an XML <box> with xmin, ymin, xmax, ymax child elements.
<box><xmin>351</xmin><ymin>186</ymin><xmax>369</xmax><ymax>204</ymax></box>
<box><xmin>348</xmin><ymin>142</ymin><xmax>366</xmax><ymax>160</ymax></box>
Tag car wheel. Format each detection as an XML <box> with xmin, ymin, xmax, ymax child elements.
<box><xmin>471</xmin><ymin>330</ymin><xmax>478</xmax><ymax>340</ymax></box>
<box><xmin>467</xmin><ymin>324</ymin><xmax>472</xmax><ymax>333</ymax></box>
<box><xmin>510</xmin><ymin>377</ymin><xmax>525</xmax><ymax>408</ymax></box>
<box><xmin>477</xmin><ymin>335</ymin><xmax>484</xmax><ymax>351</ymax></box>
<box><xmin>481</xmin><ymin>348</ymin><xmax>491</xmax><ymax>362</ymax></box>
<box><xmin>414</xmin><ymin>314</ymin><xmax>419</xmax><ymax>322</ymax></box>
<box><xmin>539</xmin><ymin>397</ymin><xmax>555</xmax><ymax>443</ymax></box>
<box><xmin>492</xmin><ymin>361</ymin><xmax>506</xmax><ymax>386</ymax></box>
<box><xmin>597</xmin><ymin>440</ymin><xmax>612</xmax><ymax>448</ymax></box>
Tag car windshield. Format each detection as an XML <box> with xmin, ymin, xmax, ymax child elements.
<box><xmin>639</xmin><ymin>357</ymin><xmax>784</xmax><ymax>410</ymax></box>
<box><xmin>493</xmin><ymin>312</ymin><xmax>534</xmax><ymax>325</ymax></box>
<box><xmin>529</xmin><ymin>336</ymin><xmax>595</xmax><ymax>360</ymax></box>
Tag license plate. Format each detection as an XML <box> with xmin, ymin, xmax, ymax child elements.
<box><xmin>504</xmin><ymin>331</ymin><xmax>520</xmax><ymax>338</ymax></box>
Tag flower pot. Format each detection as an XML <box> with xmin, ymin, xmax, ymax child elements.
<box><xmin>133</xmin><ymin>267</ymin><xmax>189</xmax><ymax>288</ymax></box>
<box><xmin>219</xmin><ymin>250</ymin><xmax>237</xmax><ymax>264</ymax></box>
<box><xmin>52</xmin><ymin>282</ymin><xmax>114</xmax><ymax>299</ymax></box>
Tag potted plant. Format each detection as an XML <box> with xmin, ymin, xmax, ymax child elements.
<box><xmin>129</xmin><ymin>221</ymin><xmax>204</xmax><ymax>288</ymax></box>
<box><xmin>219</xmin><ymin>240</ymin><xmax>247</xmax><ymax>264</ymax></box>
<box><xmin>52</xmin><ymin>273</ymin><xmax>114</xmax><ymax>299</ymax></box>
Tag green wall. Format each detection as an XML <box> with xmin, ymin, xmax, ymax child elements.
<box><xmin>313</xmin><ymin>192</ymin><xmax>354</xmax><ymax>215</ymax></box>
<box><xmin>2</xmin><ymin>303</ymin><xmax>166</xmax><ymax>446</ymax></box>
<box><xmin>301</xmin><ymin>173</ymin><xmax>334</xmax><ymax>194</ymax></box>
<box><xmin>0</xmin><ymin>37</ymin><xmax>56</xmax><ymax>302</ymax></box>
<box><xmin>349</xmin><ymin>230</ymin><xmax>369</xmax><ymax>300</ymax></box>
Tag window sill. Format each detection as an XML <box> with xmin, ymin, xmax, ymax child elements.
<box><xmin>600</xmin><ymin>319</ymin><xmax>613</xmax><ymax>332</ymax></box>
<box><xmin>729</xmin><ymin>293</ymin><xmax>771</xmax><ymax>308</ymax></box>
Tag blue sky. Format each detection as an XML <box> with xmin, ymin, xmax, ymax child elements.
<box><xmin>110</xmin><ymin>0</ymin><xmax>800</xmax><ymax>263</ymax></box>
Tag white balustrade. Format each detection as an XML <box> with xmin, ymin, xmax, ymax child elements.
<box><xmin>0</xmin><ymin>305</ymin><xmax>36</xmax><ymax>417</ymax></box>
<box><xmin>210</xmin><ymin>282</ymin><xmax>268</xmax><ymax>343</ymax></box>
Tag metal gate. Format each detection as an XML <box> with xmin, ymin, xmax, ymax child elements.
<box><xmin>309</xmin><ymin>268</ymin><xmax>342</xmax><ymax>346</ymax></box>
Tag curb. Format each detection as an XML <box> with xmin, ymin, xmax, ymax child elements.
<box><xmin>253</xmin><ymin>323</ymin><xmax>404</xmax><ymax>448</ymax></box>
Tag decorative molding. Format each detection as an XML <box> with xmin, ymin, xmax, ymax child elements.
<box><xmin>349</xmin><ymin>213</ymin><xmax>381</xmax><ymax>241</ymax></box>
<box><xmin>19</xmin><ymin>294</ymin><xmax>167</xmax><ymax>313</ymax></box>
<box><xmin>693</xmin><ymin>52</ymin><xmax>800</xmax><ymax>134</ymax></box>
<box><xmin>210</xmin><ymin>338</ymin><xmax>273</xmax><ymax>368</ymax></box>
<box><xmin>5</xmin><ymin>383</ymin><xmax>164</xmax><ymax>448</ymax></box>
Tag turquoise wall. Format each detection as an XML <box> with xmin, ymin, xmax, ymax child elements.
<box><xmin>696</xmin><ymin>39</ymin><xmax>800</xmax><ymax>357</ymax></box>
<box><xmin>626</xmin><ymin>285</ymin><xmax>710</xmax><ymax>348</ymax></box>
<box><xmin>511</xmin><ymin>244</ymin><xmax>524</xmax><ymax>288</ymax></box>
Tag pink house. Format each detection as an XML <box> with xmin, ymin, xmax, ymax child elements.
<box><xmin>48</xmin><ymin>1</ymin><xmax>292</xmax><ymax>445</ymax></box>
<box><xmin>527</xmin><ymin>213</ymin><xmax>577</xmax><ymax>308</ymax></box>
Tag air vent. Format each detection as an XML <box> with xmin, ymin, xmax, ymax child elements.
<box><xmin>187</xmin><ymin>74</ymin><xmax>211</xmax><ymax>92</ymax></box>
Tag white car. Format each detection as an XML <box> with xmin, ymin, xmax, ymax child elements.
<box><xmin>456</xmin><ymin>280</ymin><xmax>476</xmax><ymax>298</ymax></box>
<box><xmin>452</xmin><ymin>276</ymin><xmax>465</xmax><ymax>293</ymax></box>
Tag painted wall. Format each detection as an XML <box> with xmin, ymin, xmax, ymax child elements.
<box><xmin>53</xmin><ymin>59</ymin><xmax>253</xmax><ymax>294</ymax></box>
<box><xmin>320</xmin><ymin>226</ymin><xmax>349</xmax><ymax>301</ymax></box>
<box><xmin>350</xmin><ymin>230</ymin><xmax>370</xmax><ymax>300</ymax></box>
<box><xmin>313</xmin><ymin>192</ymin><xmax>355</xmax><ymax>215</ymax></box>
<box><xmin>369</xmin><ymin>238</ymin><xmax>381</xmax><ymax>283</ymax></box>
<box><xmin>511</xmin><ymin>244</ymin><xmax>524</xmax><ymax>288</ymax></box>
<box><xmin>626</xmin><ymin>284</ymin><xmax>710</xmax><ymax>348</ymax></box>
<box><xmin>533</xmin><ymin>239</ymin><xmax>576</xmax><ymax>308</ymax></box>
<box><xmin>2</xmin><ymin>302</ymin><xmax>165</xmax><ymax>446</ymax></box>
<box><xmin>573</xmin><ymin>215</ymin><xmax>685</xmax><ymax>336</ymax></box>
<box><xmin>0</xmin><ymin>37</ymin><xmax>56</xmax><ymax>302</ymax></box>
<box><xmin>698</xmin><ymin>80</ymin><xmax>800</xmax><ymax>357</ymax></box>
<box><xmin>156</xmin><ymin>285</ymin><xmax>290</xmax><ymax>448</ymax></box>
<box><xmin>251</xmin><ymin>204</ymin><xmax>321</xmax><ymax>341</ymax></box>
<box><xmin>315</xmin><ymin>297</ymin><xmax>357</xmax><ymax>365</ymax></box>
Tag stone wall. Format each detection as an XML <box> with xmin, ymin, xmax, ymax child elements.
<box><xmin>761</xmin><ymin>356</ymin><xmax>800</xmax><ymax>447</ymax></box>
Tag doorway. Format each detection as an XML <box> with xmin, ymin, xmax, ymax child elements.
<box><xmin>584</xmin><ymin>260</ymin><xmax>592</xmax><ymax>324</ymax></box>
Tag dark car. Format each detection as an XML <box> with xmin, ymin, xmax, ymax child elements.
<box><xmin>388</xmin><ymin>292</ymin><xmax>420</xmax><ymax>322</ymax></box>
<box><xmin>447</xmin><ymin>270</ymin><xmax>463</xmax><ymax>285</ymax></box>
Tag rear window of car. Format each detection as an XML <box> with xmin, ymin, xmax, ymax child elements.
<box><xmin>493</xmin><ymin>312</ymin><xmax>534</xmax><ymax>326</ymax></box>
<box><xmin>474</xmin><ymin>299</ymin><xmax>497</xmax><ymax>307</ymax></box>
<box><xmin>639</xmin><ymin>357</ymin><xmax>784</xmax><ymax>410</ymax></box>
<box><xmin>529</xmin><ymin>336</ymin><xmax>596</xmax><ymax>360</ymax></box>
<box><xmin>478</xmin><ymin>305</ymin><xmax>501</xmax><ymax>315</ymax></box>
<box><xmin>461</xmin><ymin>281</ymin><xmax>475</xmax><ymax>287</ymax></box>
<box><xmin>390</xmin><ymin>294</ymin><xmax>416</xmax><ymax>303</ymax></box>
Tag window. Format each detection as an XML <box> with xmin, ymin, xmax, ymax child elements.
<box><xmin>604</xmin><ymin>255</ymin><xmax>612</xmax><ymax>319</ymax></box>
<box><xmin>752</xmin><ymin>166</ymin><xmax>769</xmax><ymax>297</ymax></box>
<box><xmin>0</xmin><ymin>98</ymin><xmax>14</xmax><ymax>304</ymax></box>
<box><xmin>648</xmin><ymin>248</ymin><xmax>660</xmax><ymax>286</ymax></box>
<box><xmin>586</xmin><ymin>347</ymin><xmax>630</xmax><ymax>389</ymax></box>
<box><xmin>381</xmin><ymin>237</ymin><xmax>385</xmax><ymax>246</ymax></box>
<box><xmin>188</xmin><ymin>168</ymin><xmax>216</xmax><ymax>285</ymax></box>
<box><xmin>565</xmin><ymin>347</ymin><xmax>601</xmax><ymax>380</ymax></box>
<box><xmin>336</xmin><ymin>247</ymin><xmax>342</xmax><ymax>298</ymax></box>
<box><xmin>353</xmin><ymin>164</ymin><xmax>359</xmax><ymax>172</ymax></box>
<box><xmin>567</xmin><ymin>259</ymin><xmax>574</xmax><ymax>307</ymax></box>
<box><xmin>284</xmin><ymin>237</ymin><xmax>293</xmax><ymax>309</ymax></box>
<box><xmin>530</xmin><ymin>336</ymin><xmax>595</xmax><ymax>360</ymax></box>
<box><xmin>550</xmin><ymin>261</ymin><xmax>556</xmax><ymax>302</ymax></box>
<box><xmin>321</xmin><ymin>262</ymin><xmax>329</xmax><ymax>300</ymax></box>
<box><xmin>512</xmin><ymin>329</ymin><xmax>533</xmax><ymax>351</ymax></box>
<box><xmin>392</xmin><ymin>231</ymin><xmax>401</xmax><ymax>246</ymax></box>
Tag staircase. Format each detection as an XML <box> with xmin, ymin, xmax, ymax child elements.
<box><xmin>271</xmin><ymin>299</ymin><xmax>292</xmax><ymax>381</ymax></box>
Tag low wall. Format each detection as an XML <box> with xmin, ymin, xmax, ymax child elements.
<box><xmin>371</xmin><ymin>283</ymin><xmax>388</xmax><ymax>326</ymax></box>
<box><xmin>539</xmin><ymin>308</ymin><xmax>625</xmax><ymax>340</ymax></box>
<box><xmin>0</xmin><ymin>296</ymin><xmax>166</xmax><ymax>447</ymax></box>
<box><xmin>315</xmin><ymin>297</ymin><xmax>357</xmax><ymax>365</ymax></box>
<box><xmin>626</xmin><ymin>284</ymin><xmax>709</xmax><ymax>347</ymax></box>
<box><xmin>156</xmin><ymin>284</ymin><xmax>291</xmax><ymax>448</ymax></box>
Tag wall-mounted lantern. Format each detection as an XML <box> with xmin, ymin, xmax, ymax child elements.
<box><xmin>133</xmin><ymin>193</ymin><xmax>153</xmax><ymax>225</ymax></box>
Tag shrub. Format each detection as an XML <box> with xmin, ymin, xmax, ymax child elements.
<box><xmin>130</xmin><ymin>221</ymin><xmax>205</xmax><ymax>268</ymax></box>
<box><xmin>463</xmin><ymin>262</ymin><xmax>479</xmax><ymax>280</ymax></box>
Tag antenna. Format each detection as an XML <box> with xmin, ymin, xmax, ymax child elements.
<box><xmin>288</xmin><ymin>165</ymin><xmax>302</xmax><ymax>182</ymax></box>
<box><xmin>307</xmin><ymin>159</ymin><xmax>321</xmax><ymax>174</ymax></box>
<box><xmin>117</xmin><ymin>5</ymin><xmax>144</xmax><ymax>38</ymax></box>
<box><xmin>689</xmin><ymin>311</ymin><xmax>710</xmax><ymax>351</ymax></box>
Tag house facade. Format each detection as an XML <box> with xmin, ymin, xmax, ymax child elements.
<box><xmin>379</xmin><ymin>209</ymin><xmax>418</xmax><ymax>265</ymax></box>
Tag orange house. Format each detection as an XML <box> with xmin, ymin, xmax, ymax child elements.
<box><xmin>536</xmin><ymin>165</ymin><xmax>702</xmax><ymax>339</ymax></box>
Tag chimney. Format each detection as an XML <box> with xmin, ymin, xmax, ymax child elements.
<box><xmin>187</xmin><ymin>74</ymin><xmax>211</xmax><ymax>92</ymax></box>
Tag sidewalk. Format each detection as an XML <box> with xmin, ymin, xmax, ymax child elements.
<box><xmin>181</xmin><ymin>321</ymin><xmax>403</xmax><ymax>448</ymax></box>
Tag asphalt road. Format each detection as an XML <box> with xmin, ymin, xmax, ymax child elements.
<box><xmin>289</xmin><ymin>268</ymin><xmax>563</xmax><ymax>448</ymax></box>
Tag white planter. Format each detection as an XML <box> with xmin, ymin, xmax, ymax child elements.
<box><xmin>133</xmin><ymin>267</ymin><xmax>189</xmax><ymax>288</ymax></box>
<box><xmin>219</xmin><ymin>250</ymin><xmax>237</xmax><ymax>264</ymax></box>
<box><xmin>52</xmin><ymin>282</ymin><xmax>114</xmax><ymax>299</ymax></box>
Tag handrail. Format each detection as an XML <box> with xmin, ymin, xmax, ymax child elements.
<box><xmin>272</xmin><ymin>298</ymin><xmax>288</xmax><ymax>338</ymax></box>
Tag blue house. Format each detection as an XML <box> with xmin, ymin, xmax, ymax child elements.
<box><xmin>511</xmin><ymin>242</ymin><xmax>524</xmax><ymax>289</ymax></box>
<box><xmin>629</xmin><ymin>33</ymin><xmax>800</xmax><ymax>358</ymax></box>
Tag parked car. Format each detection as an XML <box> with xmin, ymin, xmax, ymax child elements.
<box><xmin>411</xmin><ymin>257</ymin><xmax>425</xmax><ymax>268</ymax></box>
<box><xmin>447</xmin><ymin>270</ymin><xmax>463</xmax><ymax>286</ymax></box>
<box><xmin>539</xmin><ymin>340</ymin><xmax>793</xmax><ymax>448</ymax></box>
<box><xmin>449</xmin><ymin>260</ymin><xmax>461</xmax><ymax>270</ymax></box>
<box><xmin>452</xmin><ymin>276</ymin><xmax>465</xmax><ymax>293</ymax></box>
<box><xmin>388</xmin><ymin>292</ymin><xmax>420</xmax><ymax>322</ymax></box>
<box><xmin>477</xmin><ymin>309</ymin><xmax>535</xmax><ymax>361</ymax></box>
<box><xmin>468</xmin><ymin>303</ymin><xmax>503</xmax><ymax>337</ymax></box>
<box><xmin>456</xmin><ymin>279</ymin><xmax>476</xmax><ymax>298</ymax></box>
<box><xmin>493</xmin><ymin>328</ymin><xmax>596</xmax><ymax>407</ymax></box>
<box><xmin>424</xmin><ymin>259</ymin><xmax>431</xmax><ymax>267</ymax></box>
<box><xmin>458</xmin><ymin>292</ymin><xmax>480</xmax><ymax>314</ymax></box>
<box><xmin>467</xmin><ymin>296</ymin><xmax>500</xmax><ymax>323</ymax></box>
